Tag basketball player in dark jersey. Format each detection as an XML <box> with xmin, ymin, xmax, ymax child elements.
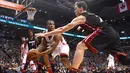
<box><xmin>22</xmin><ymin>30</ymin><xmax>38</xmax><ymax>73</ymax></box>
<box><xmin>35</xmin><ymin>1</ymin><xmax>130</xmax><ymax>73</ymax></box>
<box><xmin>28</xmin><ymin>30</ymin><xmax>37</xmax><ymax>50</ymax></box>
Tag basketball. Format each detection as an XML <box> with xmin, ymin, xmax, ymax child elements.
<box><xmin>27</xmin><ymin>49</ymin><xmax>40</xmax><ymax>61</ymax></box>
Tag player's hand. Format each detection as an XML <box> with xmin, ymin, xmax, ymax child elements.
<box><xmin>40</xmin><ymin>52</ymin><xmax>46</xmax><ymax>56</ymax></box>
<box><xmin>36</xmin><ymin>52</ymin><xmax>42</xmax><ymax>57</ymax></box>
<box><xmin>31</xmin><ymin>50</ymin><xmax>44</xmax><ymax>57</ymax></box>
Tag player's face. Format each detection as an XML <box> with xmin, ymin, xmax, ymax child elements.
<box><xmin>48</xmin><ymin>21</ymin><xmax>55</xmax><ymax>31</ymax></box>
<box><xmin>74</xmin><ymin>5</ymin><xmax>82</xmax><ymax>16</ymax></box>
<box><xmin>29</xmin><ymin>31</ymin><xmax>33</xmax><ymax>37</ymax></box>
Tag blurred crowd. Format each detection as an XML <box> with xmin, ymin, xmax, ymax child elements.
<box><xmin>0</xmin><ymin>36</ymin><xmax>130</xmax><ymax>73</ymax></box>
<box><xmin>0</xmin><ymin>39</ymin><xmax>21</xmax><ymax>64</ymax></box>
<box><xmin>79</xmin><ymin>52</ymin><xmax>130</xmax><ymax>73</ymax></box>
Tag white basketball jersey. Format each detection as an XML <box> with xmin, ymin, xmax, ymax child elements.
<box><xmin>45</xmin><ymin>35</ymin><xmax>67</xmax><ymax>49</ymax></box>
<box><xmin>57</xmin><ymin>36</ymin><xmax>67</xmax><ymax>48</ymax></box>
<box><xmin>107</xmin><ymin>54</ymin><xmax>114</xmax><ymax>63</ymax></box>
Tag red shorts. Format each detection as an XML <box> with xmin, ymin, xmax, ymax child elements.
<box><xmin>82</xmin><ymin>27</ymin><xmax>102</xmax><ymax>54</ymax></box>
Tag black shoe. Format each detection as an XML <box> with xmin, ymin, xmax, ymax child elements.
<box><xmin>118</xmin><ymin>54</ymin><xmax>130</xmax><ymax>65</ymax></box>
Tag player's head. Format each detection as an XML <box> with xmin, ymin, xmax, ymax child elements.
<box><xmin>21</xmin><ymin>37</ymin><xmax>26</xmax><ymax>43</ymax></box>
<box><xmin>74</xmin><ymin>1</ymin><xmax>87</xmax><ymax>16</ymax></box>
<box><xmin>28</xmin><ymin>29</ymin><xmax>34</xmax><ymax>37</ymax></box>
<box><xmin>21</xmin><ymin>37</ymin><xmax>25</xmax><ymax>42</ymax></box>
<box><xmin>109</xmin><ymin>54</ymin><xmax>112</xmax><ymax>56</ymax></box>
<box><xmin>46</xmin><ymin>20</ymin><xmax>55</xmax><ymax>31</ymax></box>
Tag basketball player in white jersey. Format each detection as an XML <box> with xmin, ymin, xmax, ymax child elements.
<box><xmin>44</xmin><ymin>20</ymin><xmax>70</xmax><ymax>68</ymax></box>
<box><xmin>21</xmin><ymin>37</ymin><xmax>29</xmax><ymax>72</ymax></box>
<box><xmin>107</xmin><ymin>54</ymin><xmax>115</xmax><ymax>73</ymax></box>
<box><xmin>30</xmin><ymin>20</ymin><xmax>71</xmax><ymax>73</ymax></box>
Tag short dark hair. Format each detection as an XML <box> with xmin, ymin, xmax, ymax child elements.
<box><xmin>46</xmin><ymin>20</ymin><xmax>55</xmax><ymax>25</ymax></box>
<box><xmin>75</xmin><ymin>1</ymin><xmax>87</xmax><ymax>10</ymax></box>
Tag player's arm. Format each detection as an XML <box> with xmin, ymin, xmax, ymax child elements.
<box><xmin>35</xmin><ymin>15</ymin><xmax>86</xmax><ymax>37</ymax></box>
<box><xmin>21</xmin><ymin>44</ymin><xmax>25</xmax><ymax>59</ymax></box>
<box><xmin>41</xmin><ymin>35</ymin><xmax>61</xmax><ymax>55</ymax></box>
<box><xmin>21</xmin><ymin>46</ymin><xmax>24</xmax><ymax>57</ymax></box>
<box><xmin>36</xmin><ymin>38</ymin><xmax>47</xmax><ymax>52</ymax></box>
<box><xmin>107</xmin><ymin>56</ymin><xmax>110</xmax><ymax>61</ymax></box>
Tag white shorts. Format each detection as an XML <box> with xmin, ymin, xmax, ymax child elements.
<box><xmin>108</xmin><ymin>62</ymin><xmax>115</xmax><ymax>68</ymax></box>
<box><xmin>52</xmin><ymin>44</ymin><xmax>70</xmax><ymax>59</ymax></box>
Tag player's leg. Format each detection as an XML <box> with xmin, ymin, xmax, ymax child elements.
<box><xmin>105</xmin><ymin>38</ymin><xmax>130</xmax><ymax>65</ymax></box>
<box><xmin>112</xmin><ymin>66</ymin><xmax>116</xmax><ymax>73</ymax></box>
<box><xmin>60</xmin><ymin>55</ymin><xmax>71</xmax><ymax>68</ymax></box>
<box><xmin>30</xmin><ymin>61</ymin><xmax>37</xmax><ymax>73</ymax></box>
<box><xmin>43</xmin><ymin>55</ymin><xmax>53</xmax><ymax>73</ymax></box>
<box><xmin>37</xmin><ymin>62</ymin><xmax>43</xmax><ymax>73</ymax></box>
<box><xmin>107</xmin><ymin>62</ymin><xmax>111</xmax><ymax>73</ymax></box>
<box><xmin>37</xmin><ymin>56</ymin><xmax>44</xmax><ymax>73</ymax></box>
<box><xmin>23</xmin><ymin>60</ymin><xmax>30</xmax><ymax>72</ymax></box>
<box><xmin>21</xmin><ymin>54</ymin><xmax>27</xmax><ymax>73</ymax></box>
<box><xmin>69</xmin><ymin>28</ymin><xmax>104</xmax><ymax>73</ymax></box>
<box><xmin>51</xmin><ymin>50</ymin><xmax>60</xmax><ymax>72</ymax></box>
<box><xmin>59</xmin><ymin>44</ymin><xmax>71</xmax><ymax>69</ymax></box>
<box><xmin>102</xmin><ymin>28</ymin><xmax>130</xmax><ymax>65</ymax></box>
<box><xmin>69</xmin><ymin>41</ymin><xmax>88</xmax><ymax>73</ymax></box>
